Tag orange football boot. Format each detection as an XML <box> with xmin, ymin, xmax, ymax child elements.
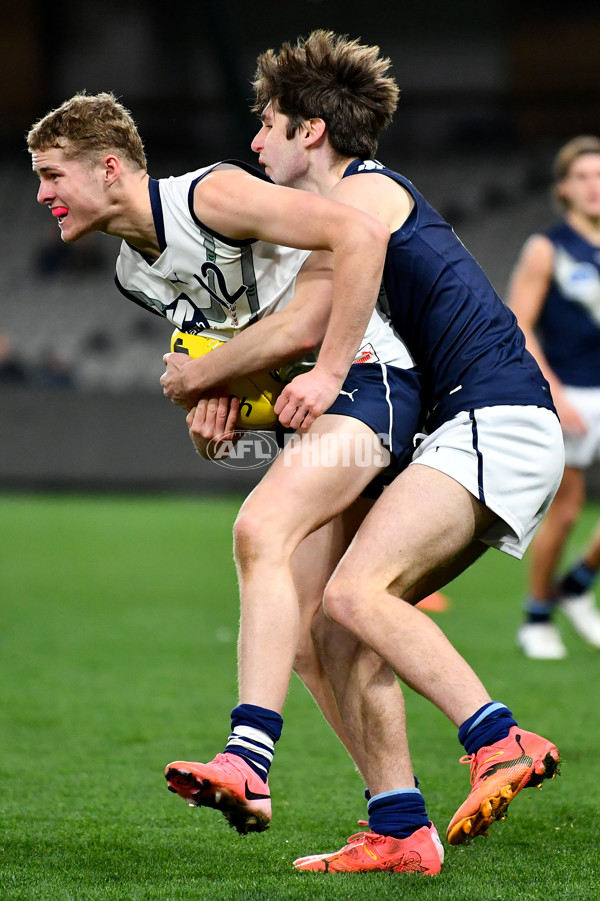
<box><xmin>293</xmin><ymin>823</ymin><xmax>444</xmax><ymax>874</ymax></box>
<box><xmin>165</xmin><ymin>752</ymin><xmax>271</xmax><ymax>834</ymax></box>
<box><xmin>447</xmin><ymin>726</ymin><xmax>560</xmax><ymax>844</ymax></box>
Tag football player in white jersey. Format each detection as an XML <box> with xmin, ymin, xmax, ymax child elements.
<box><xmin>161</xmin><ymin>31</ymin><xmax>563</xmax><ymax>872</ymax></box>
<box><xmin>28</xmin><ymin>92</ymin><xmax>444</xmax><ymax>870</ymax></box>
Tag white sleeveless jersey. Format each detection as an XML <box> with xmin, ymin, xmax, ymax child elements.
<box><xmin>115</xmin><ymin>160</ymin><xmax>415</xmax><ymax>370</ymax></box>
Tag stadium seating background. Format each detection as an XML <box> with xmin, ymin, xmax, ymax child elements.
<box><xmin>3</xmin><ymin>1</ymin><xmax>600</xmax><ymax>491</ymax></box>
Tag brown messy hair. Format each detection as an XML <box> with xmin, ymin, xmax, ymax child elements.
<box><xmin>252</xmin><ymin>30</ymin><xmax>399</xmax><ymax>160</ymax></box>
<box><xmin>27</xmin><ymin>91</ymin><xmax>146</xmax><ymax>170</ymax></box>
<box><xmin>553</xmin><ymin>134</ymin><xmax>600</xmax><ymax>211</ymax></box>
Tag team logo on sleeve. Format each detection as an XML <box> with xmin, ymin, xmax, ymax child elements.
<box><xmin>555</xmin><ymin>246</ymin><xmax>600</xmax><ymax>325</ymax></box>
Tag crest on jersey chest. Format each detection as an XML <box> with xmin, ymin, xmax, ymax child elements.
<box><xmin>163</xmin><ymin>259</ymin><xmax>250</xmax><ymax>330</ymax></box>
<box><xmin>554</xmin><ymin>246</ymin><xmax>600</xmax><ymax>326</ymax></box>
<box><xmin>118</xmin><ymin>242</ymin><xmax>261</xmax><ymax>333</ymax></box>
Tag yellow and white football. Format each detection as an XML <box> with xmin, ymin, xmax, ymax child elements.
<box><xmin>170</xmin><ymin>329</ymin><xmax>283</xmax><ymax>430</ymax></box>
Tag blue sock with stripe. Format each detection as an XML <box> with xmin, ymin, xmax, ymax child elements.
<box><xmin>224</xmin><ymin>704</ymin><xmax>283</xmax><ymax>782</ymax></box>
<box><xmin>458</xmin><ymin>702</ymin><xmax>517</xmax><ymax>756</ymax></box>
<box><xmin>367</xmin><ymin>788</ymin><xmax>430</xmax><ymax>839</ymax></box>
<box><xmin>523</xmin><ymin>595</ymin><xmax>555</xmax><ymax>623</ymax></box>
<box><xmin>364</xmin><ymin>774</ymin><xmax>419</xmax><ymax>801</ymax></box>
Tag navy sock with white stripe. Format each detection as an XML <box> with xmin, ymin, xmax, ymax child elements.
<box><xmin>224</xmin><ymin>704</ymin><xmax>283</xmax><ymax>782</ymax></box>
<box><xmin>367</xmin><ymin>788</ymin><xmax>430</xmax><ymax>839</ymax></box>
<box><xmin>458</xmin><ymin>702</ymin><xmax>517</xmax><ymax>756</ymax></box>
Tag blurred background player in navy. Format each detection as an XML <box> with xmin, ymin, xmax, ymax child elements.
<box><xmin>509</xmin><ymin>136</ymin><xmax>600</xmax><ymax>659</ymax></box>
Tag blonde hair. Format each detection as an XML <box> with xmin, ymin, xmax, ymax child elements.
<box><xmin>553</xmin><ymin>135</ymin><xmax>600</xmax><ymax>211</ymax></box>
<box><xmin>27</xmin><ymin>91</ymin><xmax>146</xmax><ymax>170</ymax></box>
<box><xmin>253</xmin><ymin>30</ymin><xmax>399</xmax><ymax>160</ymax></box>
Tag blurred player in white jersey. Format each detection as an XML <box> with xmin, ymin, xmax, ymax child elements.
<box><xmin>508</xmin><ymin>136</ymin><xmax>600</xmax><ymax>659</ymax></box>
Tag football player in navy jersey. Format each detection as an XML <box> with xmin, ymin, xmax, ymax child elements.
<box><xmin>161</xmin><ymin>31</ymin><xmax>563</xmax><ymax>869</ymax></box>
<box><xmin>508</xmin><ymin>136</ymin><xmax>600</xmax><ymax>660</ymax></box>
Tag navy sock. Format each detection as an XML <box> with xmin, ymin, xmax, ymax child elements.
<box><xmin>524</xmin><ymin>596</ymin><xmax>554</xmax><ymax>624</ymax></box>
<box><xmin>560</xmin><ymin>561</ymin><xmax>598</xmax><ymax>597</ymax></box>
<box><xmin>364</xmin><ymin>775</ymin><xmax>419</xmax><ymax>801</ymax></box>
<box><xmin>458</xmin><ymin>702</ymin><xmax>517</xmax><ymax>756</ymax></box>
<box><xmin>367</xmin><ymin>789</ymin><xmax>429</xmax><ymax>839</ymax></box>
<box><xmin>224</xmin><ymin>703</ymin><xmax>283</xmax><ymax>782</ymax></box>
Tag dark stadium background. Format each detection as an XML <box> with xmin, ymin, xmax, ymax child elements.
<box><xmin>2</xmin><ymin>0</ymin><xmax>600</xmax><ymax>493</ymax></box>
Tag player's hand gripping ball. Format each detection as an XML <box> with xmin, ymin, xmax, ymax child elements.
<box><xmin>170</xmin><ymin>329</ymin><xmax>283</xmax><ymax>430</ymax></box>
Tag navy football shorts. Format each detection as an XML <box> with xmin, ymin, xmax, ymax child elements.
<box><xmin>327</xmin><ymin>363</ymin><xmax>421</xmax><ymax>497</ymax></box>
<box><xmin>275</xmin><ymin>362</ymin><xmax>421</xmax><ymax>499</ymax></box>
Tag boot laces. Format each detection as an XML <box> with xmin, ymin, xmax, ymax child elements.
<box><xmin>458</xmin><ymin>753</ymin><xmax>478</xmax><ymax>785</ymax></box>
<box><xmin>345</xmin><ymin>822</ymin><xmax>388</xmax><ymax>846</ymax></box>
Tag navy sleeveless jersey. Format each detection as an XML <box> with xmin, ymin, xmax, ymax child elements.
<box><xmin>343</xmin><ymin>159</ymin><xmax>555</xmax><ymax>432</ymax></box>
<box><xmin>536</xmin><ymin>221</ymin><xmax>600</xmax><ymax>387</ymax></box>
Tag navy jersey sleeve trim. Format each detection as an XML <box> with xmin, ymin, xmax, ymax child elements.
<box><xmin>187</xmin><ymin>159</ymin><xmax>270</xmax><ymax>249</ymax></box>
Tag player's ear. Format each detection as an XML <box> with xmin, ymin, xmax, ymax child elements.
<box><xmin>304</xmin><ymin>118</ymin><xmax>327</xmax><ymax>146</ymax></box>
<box><xmin>103</xmin><ymin>154</ymin><xmax>121</xmax><ymax>185</ymax></box>
<box><xmin>556</xmin><ymin>178</ymin><xmax>569</xmax><ymax>205</ymax></box>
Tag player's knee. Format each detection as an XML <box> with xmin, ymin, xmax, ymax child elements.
<box><xmin>233</xmin><ymin>507</ymin><xmax>272</xmax><ymax>569</ymax></box>
<box><xmin>548</xmin><ymin>497</ymin><xmax>582</xmax><ymax>539</ymax></box>
<box><xmin>233</xmin><ymin>501</ymin><xmax>289</xmax><ymax>571</ymax></box>
<box><xmin>563</xmin><ymin>495</ymin><xmax>584</xmax><ymax>530</ymax></box>
<box><xmin>322</xmin><ymin>571</ymin><xmax>364</xmax><ymax>631</ymax></box>
<box><xmin>561</xmin><ymin>508</ymin><xmax>581</xmax><ymax>539</ymax></box>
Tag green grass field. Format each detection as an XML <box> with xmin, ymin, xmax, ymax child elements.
<box><xmin>2</xmin><ymin>493</ymin><xmax>600</xmax><ymax>900</ymax></box>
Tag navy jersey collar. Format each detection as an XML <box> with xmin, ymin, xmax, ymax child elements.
<box><xmin>342</xmin><ymin>158</ymin><xmax>363</xmax><ymax>177</ymax></box>
<box><xmin>342</xmin><ymin>158</ymin><xmax>386</xmax><ymax>178</ymax></box>
<box><xmin>148</xmin><ymin>177</ymin><xmax>167</xmax><ymax>253</ymax></box>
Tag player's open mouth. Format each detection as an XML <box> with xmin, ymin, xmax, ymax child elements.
<box><xmin>52</xmin><ymin>206</ymin><xmax>69</xmax><ymax>224</ymax></box>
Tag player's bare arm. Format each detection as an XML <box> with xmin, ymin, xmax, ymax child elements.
<box><xmin>507</xmin><ymin>234</ymin><xmax>560</xmax><ymax>386</ymax></box>
<box><xmin>329</xmin><ymin>171</ymin><xmax>414</xmax><ymax>233</ymax></box>
<box><xmin>508</xmin><ymin>235</ymin><xmax>553</xmax><ymax>345</ymax></box>
<box><xmin>509</xmin><ymin>234</ymin><xmax>586</xmax><ymax>434</ymax></box>
<box><xmin>273</xmin><ymin>175</ymin><xmax>407</xmax><ymax>431</ymax></box>
<box><xmin>193</xmin><ymin>167</ymin><xmax>388</xmax><ymax>253</ymax></box>
<box><xmin>160</xmin><ymin>251</ymin><xmax>333</xmax><ymax>409</ymax></box>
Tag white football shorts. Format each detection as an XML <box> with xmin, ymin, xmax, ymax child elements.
<box><xmin>561</xmin><ymin>386</ymin><xmax>600</xmax><ymax>469</ymax></box>
<box><xmin>411</xmin><ymin>405</ymin><xmax>565</xmax><ymax>559</ymax></box>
